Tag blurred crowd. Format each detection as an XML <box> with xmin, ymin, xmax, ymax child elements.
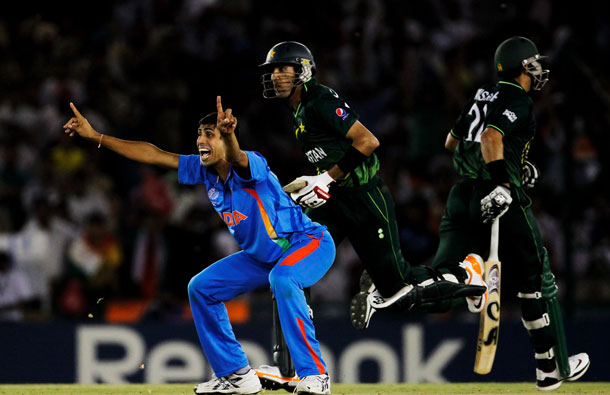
<box><xmin>1</xmin><ymin>0</ymin><xmax>609</xmax><ymax>323</ymax></box>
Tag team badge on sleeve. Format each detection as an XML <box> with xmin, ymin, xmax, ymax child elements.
<box><xmin>335</xmin><ymin>108</ymin><xmax>350</xmax><ymax>120</ymax></box>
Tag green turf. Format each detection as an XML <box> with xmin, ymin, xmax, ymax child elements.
<box><xmin>0</xmin><ymin>383</ymin><xmax>608</xmax><ymax>395</ymax></box>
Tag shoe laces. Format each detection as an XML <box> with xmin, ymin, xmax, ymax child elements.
<box><xmin>208</xmin><ymin>376</ymin><xmax>232</xmax><ymax>390</ymax></box>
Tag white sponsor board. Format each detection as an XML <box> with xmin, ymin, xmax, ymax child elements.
<box><xmin>76</xmin><ymin>324</ymin><xmax>463</xmax><ymax>384</ymax></box>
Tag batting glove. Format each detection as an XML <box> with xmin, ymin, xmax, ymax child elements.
<box><xmin>289</xmin><ymin>172</ymin><xmax>335</xmax><ymax>209</ymax></box>
<box><xmin>481</xmin><ymin>185</ymin><xmax>513</xmax><ymax>224</ymax></box>
<box><xmin>522</xmin><ymin>160</ymin><xmax>540</xmax><ymax>189</ymax></box>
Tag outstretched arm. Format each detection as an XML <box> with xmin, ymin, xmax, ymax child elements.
<box><xmin>64</xmin><ymin>103</ymin><xmax>180</xmax><ymax>169</ymax></box>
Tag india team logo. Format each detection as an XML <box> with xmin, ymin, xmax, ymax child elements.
<box><xmin>335</xmin><ymin>108</ymin><xmax>350</xmax><ymax>120</ymax></box>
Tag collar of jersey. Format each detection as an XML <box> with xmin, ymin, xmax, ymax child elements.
<box><xmin>208</xmin><ymin>166</ymin><xmax>233</xmax><ymax>185</ymax></box>
<box><xmin>292</xmin><ymin>101</ymin><xmax>302</xmax><ymax>118</ymax></box>
<box><xmin>499</xmin><ymin>80</ymin><xmax>524</xmax><ymax>90</ymax></box>
<box><xmin>293</xmin><ymin>78</ymin><xmax>318</xmax><ymax>118</ymax></box>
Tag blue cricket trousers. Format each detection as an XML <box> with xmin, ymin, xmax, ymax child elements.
<box><xmin>187</xmin><ymin>230</ymin><xmax>334</xmax><ymax>378</ymax></box>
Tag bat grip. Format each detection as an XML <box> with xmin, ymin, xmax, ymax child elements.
<box><xmin>488</xmin><ymin>218</ymin><xmax>499</xmax><ymax>262</ymax></box>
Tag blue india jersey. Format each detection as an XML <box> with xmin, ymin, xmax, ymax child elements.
<box><xmin>178</xmin><ymin>151</ymin><xmax>326</xmax><ymax>263</ymax></box>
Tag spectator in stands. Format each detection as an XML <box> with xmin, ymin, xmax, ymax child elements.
<box><xmin>0</xmin><ymin>250</ymin><xmax>37</xmax><ymax>321</ymax></box>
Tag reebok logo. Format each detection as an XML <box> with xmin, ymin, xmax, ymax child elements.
<box><xmin>503</xmin><ymin>109</ymin><xmax>517</xmax><ymax>122</ymax></box>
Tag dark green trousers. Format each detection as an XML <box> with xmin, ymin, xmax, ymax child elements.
<box><xmin>432</xmin><ymin>178</ymin><xmax>545</xmax><ymax>293</ymax></box>
<box><xmin>432</xmin><ymin>178</ymin><xmax>560</xmax><ymax>359</ymax></box>
<box><xmin>306</xmin><ymin>176</ymin><xmax>410</xmax><ymax>296</ymax></box>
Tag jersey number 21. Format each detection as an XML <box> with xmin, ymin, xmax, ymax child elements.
<box><xmin>466</xmin><ymin>103</ymin><xmax>488</xmax><ymax>142</ymax></box>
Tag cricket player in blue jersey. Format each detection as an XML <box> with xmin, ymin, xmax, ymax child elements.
<box><xmin>63</xmin><ymin>97</ymin><xmax>334</xmax><ymax>395</ymax></box>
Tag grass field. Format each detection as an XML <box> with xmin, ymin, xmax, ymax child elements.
<box><xmin>0</xmin><ymin>383</ymin><xmax>608</xmax><ymax>395</ymax></box>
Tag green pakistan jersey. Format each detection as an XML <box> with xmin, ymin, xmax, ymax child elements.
<box><xmin>292</xmin><ymin>78</ymin><xmax>379</xmax><ymax>187</ymax></box>
<box><xmin>450</xmin><ymin>80</ymin><xmax>536</xmax><ymax>187</ymax></box>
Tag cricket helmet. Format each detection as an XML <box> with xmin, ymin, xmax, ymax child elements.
<box><xmin>494</xmin><ymin>36</ymin><xmax>549</xmax><ymax>90</ymax></box>
<box><xmin>259</xmin><ymin>41</ymin><xmax>316</xmax><ymax>98</ymax></box>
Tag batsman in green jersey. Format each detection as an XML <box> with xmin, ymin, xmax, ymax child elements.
<box><xmin>254</xmin><ymin>41</ymin><xmax>484</xmax><ymax>391</ymax></box>
<box><xmin>434</xmin><ymin>36</ymin><xmax>589</xmax><ymax>390</ymax></box>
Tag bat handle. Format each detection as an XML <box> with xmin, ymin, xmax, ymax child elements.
<box><xmin>488</xmin><ymin>218</ymin><xmax>499</xmax><ymax>262</ymax></box>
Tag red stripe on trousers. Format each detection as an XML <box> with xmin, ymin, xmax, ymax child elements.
<box><xmin>280</xmin><ymin>234</ymin><xmax>322</xmax><ymax>266</ymax></box>
<box><xmin>297</xmin><ymin>317</ymin><xmax>325</xmax><ymax>375</ymax></box>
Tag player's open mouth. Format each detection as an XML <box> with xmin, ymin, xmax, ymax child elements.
<box><xmin>199</xmin><ymin>148</ymin><xmax>211</xmax><ymax>160</ymax></box>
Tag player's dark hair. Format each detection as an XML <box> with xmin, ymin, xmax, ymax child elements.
<box><xmin>198</xmin><ymin>112</ymin><xmax>240</xmax><ymax>138</ymax></box>
<box><xmin>198</xmin><ymin>112</ymin><xmax>217</xmax><ymax>126</ymax></box>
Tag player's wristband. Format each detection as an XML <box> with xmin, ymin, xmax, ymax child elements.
<box><xmin>336</xmin><ymin>146</ymin><xmax>368</xmax><ymax>173</ymax></box>
<box><xmin>486</xmin><ymin>159</ymin><xmax>509</xmax><ymax>184</ymax></box>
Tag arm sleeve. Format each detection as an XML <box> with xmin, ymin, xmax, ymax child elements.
<box><xmin>232</xmin><ymin>151</ymin><xmax>269</xmax><ymax>184</ymax></box>
<box><xmin>451</xmin><ymin>97</ymin><xmax>476</xmax><ymax>139</ymax></box>
<box><xmin>310</xmin><ymin>89</ymin><xmax>358</xmax><ymax>137</ymax></box>
<box><xmin>178</xmin><ymin>155</ymin><xmax>207</xmax><ymax>185</ymax></box>
<box><xmin>485</xmin><ymin>101</ymin><xmax>529</xmax><ymax>137</ymax></box>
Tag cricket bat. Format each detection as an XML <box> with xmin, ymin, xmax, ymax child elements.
<box><xmin>474</xmin><ymin>217</ymin><xmax>501</xmax><ymax>374</ymax></box>
<box><xmin>282</xmin><ymin>179</ymin><xmax>307</xmax><ymax>193</ymax></box>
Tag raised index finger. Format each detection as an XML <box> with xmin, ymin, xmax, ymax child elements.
<box><xmin>216</xmin><ymin>96</ymin><xmax>223</xmax><ymax>114</ymax></box>
<box><xmin>70</xmin><ymin>102</ymin><xmax>83</xmax><ymax>118</ymax></box>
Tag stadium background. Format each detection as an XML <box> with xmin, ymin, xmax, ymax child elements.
<box><xmin>0</xmin><ymin>0</ymin><xmax>609</xmax><ymax>384</ymax></box>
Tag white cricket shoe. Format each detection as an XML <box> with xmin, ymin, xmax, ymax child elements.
<box><xmin>194</xmin><ymin>369</ymin><xmax>262</xmax><ymax>394</ymax></box>
<box><xmin>368</xmin><ymin>285</ymin><xmax>415</xmax><ymax>309</ymax></box>
<box><xmin>349</xmin><ymin>270</ymin><xmax>417</xmax><ymax>329</ymax></box>
<box><xmin>254</xmin><ymin>364</ymin><xmax>299</xmax><ymax>391</ymax></box>
<box><xmin>536</xmin><ymin>353</ymin><xmax>590</xmax><ymax>391</ymax></box>
<box><xmin>295</xmin><ymin>374</ymin><xmax>330</xmax><ymax>394</ymax></box>
<box><xmin>349</xmin><ymin>270</ymin><xmax>378</xmax><ymax>330</ymax></box>
<box><xmin>459</xmin><ymin>253</ymin><xmax>488</xmax><ymax>313</ymax></box>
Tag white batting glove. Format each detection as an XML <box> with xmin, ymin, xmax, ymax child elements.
<box><xmin>289</xmin><ymin>172</ymin><xmax>335</xmax><ymax>209</ymax></box>
<box><xmin>481</xmin><ymin>185</ymin><xmax>512</xmax><ymax>224</ymax></box>
<box><xmin>522</xmin><ymin>160</ymin><xmax>540</xmax><ymax>189</ymax></box>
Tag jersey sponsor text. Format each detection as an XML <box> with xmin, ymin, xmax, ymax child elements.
<box><xmin>305</xmin><ymin>147</ymin><xmax>328</xmax><ymax>163</ymax></box>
